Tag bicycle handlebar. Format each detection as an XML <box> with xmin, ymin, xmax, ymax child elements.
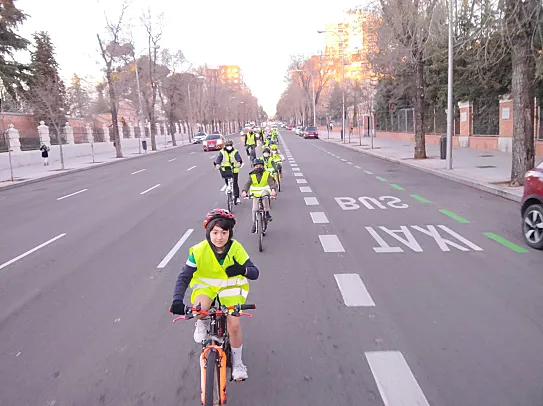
<box><xmin>172</xmin><ymin>303</ymin><xmax>256</xmax><ymax>323</ymax></box>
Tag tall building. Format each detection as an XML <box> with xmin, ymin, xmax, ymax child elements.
<box><xmin>219</xmin><ymin>65</ymin><xmax>243</xmax><ymax>86</ymax></box>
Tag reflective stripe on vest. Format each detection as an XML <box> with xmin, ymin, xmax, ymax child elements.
<box><xmin>189</xmin><ymin>240</ymin><xmax>249</xmax><ymax>297</ymax></box>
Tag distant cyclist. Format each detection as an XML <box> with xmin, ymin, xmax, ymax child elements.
<box><xmin>241</xmin><ymin>158</ymin><xmax>277</xmax><ymax>232</ymax></box>
<box><xmin>244</xmin><ymin>129</ymin><xmax>257</xmax><ymax>161</ymax></box>
<box><xmin>215</xmin><ymin>140</ymin><xmax>242</xmax><ymax>204</ymax></box>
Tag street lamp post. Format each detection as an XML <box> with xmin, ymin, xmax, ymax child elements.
<box><xmin>446</xmin><ymin>0</ymin><xmax>454</xmax><ymax>169</ymax></box>
<box><xmin>187</xmin><ymin>75</ymin><xmax>205</xmax><ymax>142</ymax></box>
<box><xmin>318</xmin><ymin>30</ymin><xmax>345</xmax><ymax>144</ymax></box>
<box><xmin>293</xmin><ymin>69</ymin><xmax>317</xmax><ymax>127</ymax></box>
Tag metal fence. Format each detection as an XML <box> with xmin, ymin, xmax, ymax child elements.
<box><xmin>472</xmin><ymin>98</ymin><xmax>499</xmax><ymax>136</ymax></box>
<box><xmin>375</xmin><ymin>107</ymin><xmax>459</xmax><ymax>134</ymax></box>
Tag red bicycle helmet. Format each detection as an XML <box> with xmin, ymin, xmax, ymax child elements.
<box><xmin>203</xmin><ymin>208</ymin><xmax>236</xmax><ymax>230</ymax></box>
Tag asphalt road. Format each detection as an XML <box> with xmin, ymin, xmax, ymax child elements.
<box><xmin>0</xmin><ymin>131</ymin><xmax>541</xmax><ymax>406</ymax></box>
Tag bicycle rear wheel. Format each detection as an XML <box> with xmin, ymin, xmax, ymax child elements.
<box><xmin>227</xmin><ymin>192</ymin><xmax>233</xmax><ymax>212</ymax></box>
<box><xmin>204</xmin><ymin>349</ymin><xmax>221</xmax><ymax>406</ymax></box>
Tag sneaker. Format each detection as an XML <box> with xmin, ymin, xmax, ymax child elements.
<box><xmin>232</xmin><ymin>363</ymin><xmax>248</xmax><ymax>381</ymax></box>
<box><xmin>193</xmin><ymin>319</ymin><xmax>210</xmax><ymax>343</ymax></box>
<box><xmin>251</xmin><ymin>223</ymin><xmax>256</xmax><ymax>233</ymax></box>
<box><xmin>236</xmin><ymin>198</ymin><xmax>241</xmax><ymax>205</ymax></box>
<box><xmin>266</xmin><ymin>213</ymin><xmax>273</xmax><ymax>222</ymax></box>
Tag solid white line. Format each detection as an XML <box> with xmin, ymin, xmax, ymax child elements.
<box><xmin>304</xmin><ymin>197</ymin><xmax>319</xmax><ymax>205</ymax></box>
<box><xmin>157</xmin><ymin>229</ymin><xmax>194</xmax><ymax>268</ymax></box>
<box><xmin>355</xmin><ymin>165</ymin><xmax>362</xmax><ymax>169</ymax></box>
<box><xmin>334</xmin><ymin>274</ymin><xmax>375</xmax><ymax>306</ymax></box>
<box><xmin>296</xmin><ymin>179</ymin><xmax>307</xmax><ymax>184</ymax></box>
<box><xmin>294</xmin><ymin>173</ymin><xmax>303</xmax><ymax>177</ymax></box>
<box><xmin>168</xmin><ymin>158</ymin><xmax>177</xmax><ymax>162</ymax></box>
<box><xmin>364</xmin><ymin>170</ymin><xmax>374</xmax><ymax>174</ymax></box>
<box><xmin>57</xmin><ymin>189</ymin><xmax>88</xmax><ymax>201</ymax></box>
<box><xmin>366</xmin><ymin>351</ymin><xmax>430</xmax><ymax>406</ymax></box>
<box><xmin>292</xmin><ymin>168</ymin><xmax>300</xmax><ymax>172</ymax></box>
<box><xmin>140</xmin><ymin>184</ymin><xmax>161</xmax><ymax>195</ymax></box>
<box><xmin>319</xmin><ymin>235</ymin><xmax>345</xmax><ymax>252</ymax></box>
<box><xmin>310</xmin><ymin>212</ymin><xmax>329</xmax><ymax>224</ymax></box>
<box><xmin>187</xmin><ymin>165</ymin><xmax>196</xmax><ymax>171</ymax></box>
<box><xmin>131</xmin><ymin>169</ymin><xmax>146</xmax><ymax>175</ymax></box>
<box><xmin>220</xmin><ymin>184</ymin><xmax>226</xmax><ymax>192</ymax></box>
<box><xmin>0</xmin><ymin>233</ymin><xmax>67</xmax><ymax>271</ymax></box>
<box><xmin>299</xmin><ymin>186</ymin><xmax>312</xmax><ymax>193</ymax></box>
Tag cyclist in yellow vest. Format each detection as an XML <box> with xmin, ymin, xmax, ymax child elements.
<box><xmin>241</xmin><ymin>158</ymin><xmax>277</xmax><ymax>233</ymax></box>
<box><xmin>214</xmin><ymin>140</ymin><xmax>242</xmax><ymax>204</ymax></box>
<box><xmin>270</xmin><ymin>144</ymin><xmax>284</xmax><ymax>181</ymax></box>
<box><xmin>244</xmin><ymin>129</ymin><xmax>257</xmax><ymax>158</ymax></box>
<box><xmin>170</xmin><ymin>209</ymin><xmax>259</xmax><ymax>381</ymax></box>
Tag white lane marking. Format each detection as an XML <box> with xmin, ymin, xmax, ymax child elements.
<box><xmin>0</xmin><ymin>233</ymin><xmax>67</xmax><ymax>271</ymax></box>
<box><xmin>304</xmin><ymin>197</ymin><xmax>319</xmax><ymax>205</ymax></box>
<box><xmin>190</xmin><ymin>152</ymin><xmax>195</xmax><ymax>154</ymax></box>
<box><xmin>187</xmin><ymin>165</ymin><xmax>196</xmax><ymax>171</ymax></box>
<box><xmin>341</xmin><ymin>158</ymin><xmax>347</xmax><ymax>161</ymax></box>
<box><xmin>131</xmin><ymin>169</ymin><xmax>146</xmax><ymax>175</ymax></box>
<box><xmin>319</xmin><ymin>235</ymin><xmax>345</xmax><ymax>252</ymax></box>
<box><xmin>364</xmin><ymin>170</ymin><xmax>374</xmax><ymax>175</ymax></box>
<box><xmin>300</xmin><ymin>186</ymin><xmax>312</xmax><ymax>193</ymax></box>
<box><xmin>209</xmin><ymin>155</ymin><xmax>216</xmax><ymax>159</ymax></box>
<box><xmin>294</xmin><ymin>173</ymin><xmax>303</xmax><ymax>177</ymax></box>
<box><xmin>296</xmin><ymin>179</ymin><xmax>307</xmax><ymax>184</ymax></box>
<box><xmin>366</xmin><ymin>351</ymin><xmax>431</xmax><ymax>406</ymax></box>
<box><xmin>292</xmin><ymin>168</ymin><xmax>300</xmax><ymax>172</ymax></box>
<box><xmin>355</xmin><ymin>165</ymin><xmax>362</xmax><ymax>169</ymax></box>
<box><xmin>157</xmin><ymin>229</ymin><xmax>194</xmax><ymax>269</ymax></box>
<box><xmin>291</xmin><ymin>164</ymin><xmax>298</xmax><ymax>167</ymax></box>
<box><xmin>347</xmin><ymin>162</ymin><xmax>353</xmax><ymax>165</ymax></box>
<box><xmin>334</xmin><ymin>274</ymin><xmax>375</xmax><ymax>306</ymax></box>
<box><xmin>220</xmin><ymin>184</ymin><xmax>226</xmax><ymax>192</ymax></box>
<box><xmin>310</xmin><ymin>212</ymin><xmax>329</xmax><ymax>224</ymax></box>
<box><xmin>57</xmin><ymin>189</ymin><xmax>88</xmax><ymax>201</ymax></box>
<box><xmin>168</xmin><ymin>158</ymin><xmax>177</xmax><ymax>162</ymax></box>
<box><xmin>140</xmin><ymin>184</ymin><xmax>161</xmax><ymax>195</ymax></box>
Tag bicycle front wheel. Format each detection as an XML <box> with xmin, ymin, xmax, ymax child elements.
<box><xmin>204</xmin><ymin>349</ymin><xmax>221</xmax><ymax>406</ymax></box>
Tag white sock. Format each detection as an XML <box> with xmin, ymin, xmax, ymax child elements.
<box><xmin>231</xmin><ymin>345</ymin><xmax>243</xmax><ymax>366</ymax></box>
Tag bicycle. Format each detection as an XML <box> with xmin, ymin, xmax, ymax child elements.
<box><xmin>245</xmin><ymin>194</ymin><xmax>275</xmax><ymax>252</ymax></box>
<box><xmin>173</xmin><ymin>300</ymin><xmax>256</xmax><ymax>406</ymax></box>
<box><xmin>245</xmin><ymin>145</ymin><xmax>256</xmax><ymax>166</ymax></box>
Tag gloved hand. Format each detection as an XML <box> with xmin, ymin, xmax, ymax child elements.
<box><xmin>170</xmin><ymin>300</ymin><xmax>186</xmax><ymax>315</ymax></box>
<box><xmin>225</xmin><ymin>259</ymin><xmax>246</xmax><ymax>277</ymax></box>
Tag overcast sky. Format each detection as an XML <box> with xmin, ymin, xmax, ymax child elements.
<box><xmin>16</xmin><ymin>0</ymin><xmax>361</xmax><ymax>115</ymax></box>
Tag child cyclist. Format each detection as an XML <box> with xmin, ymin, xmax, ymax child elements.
<box><xmin>170</xmin><ymin>209</ymin><xmax>260</xmax><ymax>380</ymax></box>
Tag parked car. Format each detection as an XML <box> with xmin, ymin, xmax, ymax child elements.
<box><xmin>203</xmin><ymin>133</ymin><xmax>225</xmax><ymax>152</ymax></box>
<box><xmin>287</xmin><ymin>125</ymin><xmax>294</xmax><ymax>130</ymax></box>
<box><xmin>521</xmin><ymin>160</ymin><xmax>543</xmax><ymax>249</ymax></box>
<box><xmin>303</xmin><ymin>126</ymin><xmax>319</xmax><ymax>139</ymax></box>
<box><xmin>193</xmin><ymin>132</ymin><xmax>207</xmax><ymax>143</ymax></box>
<box><xmin>295</xmin><ymin>126</ymin><xmax>304</xmax><ymax>136</ymax></box>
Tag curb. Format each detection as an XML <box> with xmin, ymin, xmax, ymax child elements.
<box><xmin>0</xmin><ymin>142</ymin><xmax>191</xmax><ymax>192</ymax></box>
<box><xmin>320</xmin><ymin>138</ymin><xmax>522</xmax><ymax>203</ymax></box>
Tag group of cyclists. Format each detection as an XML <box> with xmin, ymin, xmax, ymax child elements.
<box><xmin>169</xmin><ymin>126</ymin><xmax>285</xmax><ymax>382</ymax></box>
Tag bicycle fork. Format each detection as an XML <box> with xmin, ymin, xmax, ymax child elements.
<box><xmin>200</xmin><ymin>345</ymin><xmax>228</xmax><ymax>405</ymax></box>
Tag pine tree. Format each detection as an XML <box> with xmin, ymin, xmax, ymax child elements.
<box><xmin>0</xmin><ymin>0</ymin><xmax>30</xmax><ymax>101</ymax></box>
<box><xmin>67</xmin><ymin>74</ymin><xmax>90</xmax><ymax>117</ymax></box>
<box><xmin>27</xmin><ymin>31</ymin><xmax>67</xmax><ymax>128</ymax></box>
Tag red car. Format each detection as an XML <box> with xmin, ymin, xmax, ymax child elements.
<box><xmin>287</xmin><ymin>125</ymin><xmax>294</xmax><ymax>130</ymax></box>
<box><xmin>303</xmin><ymin>126</ymin><xmax>319</xmax><ymax>139</ymax></box>
<box><xmin>521</xmin><ymin>160</ymin><xmax>543</xmax><ymax>249</ymax></box>
<box><xmin>203</xmin><ymin>133</ymin><xmax>224</xmax><ymax>152</ymax></box>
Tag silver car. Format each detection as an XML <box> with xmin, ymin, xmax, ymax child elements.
<box><xmin>193</xmin><ymin>132</ymin><xmax>207</xmax><ymax>144</ymax></box>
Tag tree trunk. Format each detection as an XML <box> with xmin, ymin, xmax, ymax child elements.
<box><xmin>106</xmin><ymin>73</ymin><xmax>123</xmax><ymax>158</ymax></box>
<box><xmin>413</xmin><ymin>49</ymin><xmax>427</xmax><ymax>159</ymax></box>
<box><xmin>508</xmin><ymin>0</ymin><xmax>536</xmax><ymax>185</ymax></box>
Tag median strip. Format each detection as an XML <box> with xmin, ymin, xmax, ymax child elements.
<box><xmin>390</xmin><ymin>184</ymin><xmax>404</xmax><ymax>191</ymax></box>
<box><xmin>483</xmin><ymin>232</ymin><xmax>529</xmax><ymax>253</ymax></box>
<box><xmin>410</xmin><ymin>194</ymin><xmax>431</xmax><ymax>203</ymax></box>
<box><xmin>439</xmin><ymin>209</ymin><xmax>469</xmax><ymax>223</ymax></box>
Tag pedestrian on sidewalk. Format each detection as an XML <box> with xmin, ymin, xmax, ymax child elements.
<box><xmin>40</xmin><ymin>144</ymin><xmax>50</xmax><ymax>166</ymax></box>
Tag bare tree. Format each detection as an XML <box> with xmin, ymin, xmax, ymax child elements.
<box><xmin>377</xmin><ymin>0</ymin><xmax>444</xmax><ymax>159</ymax></box>
<box><xmin>96</xmin><ymin>1</ymin><xmax>131</xmax><ymax>158</ymax></box>
<box><xmin>141</xmin><ymin>8</ymin><xmax>164</xmax><ymax>151</ymax></box>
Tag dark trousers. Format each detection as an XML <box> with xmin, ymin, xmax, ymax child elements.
<box><xmin>224</xmin><ymin>172</ymin><xmax>240</xmax><ymax>199</ymax></box>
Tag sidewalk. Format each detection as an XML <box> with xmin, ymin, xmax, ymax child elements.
<box><xmin>319</xmin><ymin>131</ymin><xmax>542</xmax><ymax>202</ymax></box>
<box><xmin>0</xmin><ymin>133</ymin><xmax>190</xmax><ymax>190</ymax></box>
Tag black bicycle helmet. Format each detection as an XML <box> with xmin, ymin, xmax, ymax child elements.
<box><xmin>225</xmin><ymin>139</ymin><xmax>233</xmax><ymax>147</ymax></box>
<box><xmin>253</xmin><ymin>158</ymin><xmax>264</xmax><ymax>166</ymax></box>
<box><xmin>263</xmin><ymin>147</ymin><xmax>270</xmax><ymax>153</ymax></box>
